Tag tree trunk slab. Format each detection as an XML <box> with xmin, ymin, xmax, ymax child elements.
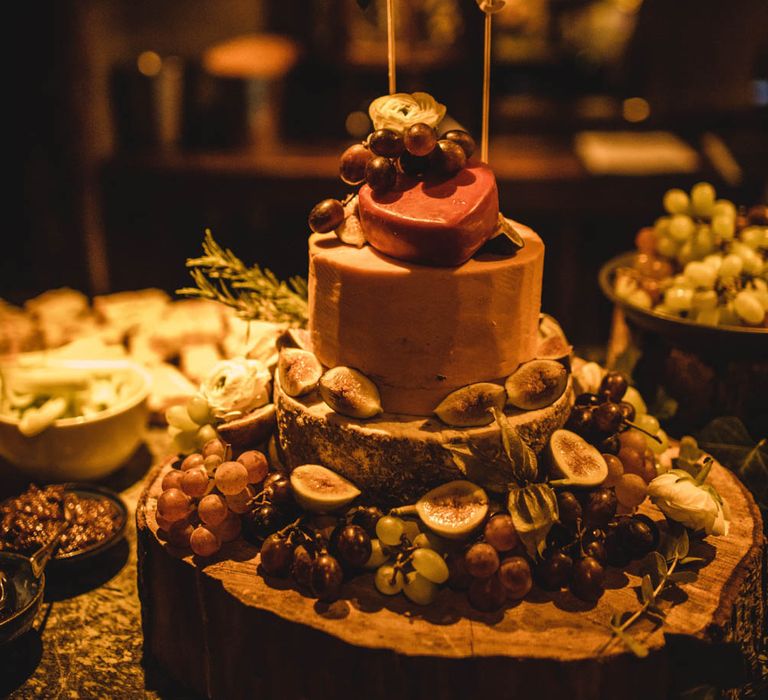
<box><xmin>137</xmin><ymin>458</ymin><xmax>765</xmax><ymax>700</ymax></box>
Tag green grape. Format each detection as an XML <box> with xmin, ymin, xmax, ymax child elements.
<box><xmin>187</xmin><ymin>394</ymin><xmax>212</xmax><ymax>425</ymax></box>
<box><xmin>655</xmin><ymin>235</ymin><xmax>679</xmax><ymax>258</ymax></box>
<box><xmin>712</xmin><ymin>215</ymin><xmax>735</xmax><ymax>242</ymax></box>
<box><xmin>664</xmin><ymin>286</ymin><xmax>693</xmax><ymax>311</ymax></box>
<box><xmin>692</xmin><ymin>290</ymin><xmax>718</xmax><ymax>311</ymax></box>
<box><xmin>413</xmin><ymin>531</ymin><xmax>447</xmax><ymax>553</ymax></box>
<box><xmin>668</xmin><ymin>214</ymin><xmax>694</xmax><ymax>243</ymax></box>
<box><xmin>713</xmin><ymin>199</ymin><xmax>736</xmax><ymax>220</ymax></box>
<box><xmin>696</xmin><ymin>308</ymin><xmax>720</xmax><ymax>325</ymax></box>
<box><xmin>403</xmin><ymin>571</ymin><xmax>438</xmax><ymax>605</ymax></box>
<box><xmin>702</xmin><ymin>254</ymin><xmax>723</xmax><ymax>272</ymax></box>
<box><xmin>196</xmin><ymin>424</ymin><xmax>218</xmax><ymax>447</ymax></box>
<box><xmin>401</xmin><ymin>518</ymin><xmax>421</xmax><ymax>543</ymax></box>
<box><xmin>663</xmin><ymin>188</ymin><xmax>689</xmax><ymax>215</ymax></box>
<box><xmin>718</xmin><ymin>254</ymin><xmax>743</xmax><ymax>279</ymax></box>
<box><xmin>635</xmin><ymin>413</ymin><xmax>660</xmax><ymax>435</ymax></box>
<box><xmin>627</xmin><ymin>289</ymin><xmax>652</xmax><ymax>309</ymax></box>
<box><xmin>623</xmin><ymin>386</ymin><xmax>647</xmax><ymax>417</ymax></box>
<box><xmin>734</xmin><ymin>291</ymin><xmax>765</xmax><ymax>325</ymax></box>
<box><xmin>684</xmin><ymin>261</ymin><xmax>716</xmax><ymax>289</ymax></box>
<box><xmin>364</xmin><ymin>539</ymin><xmax>390</xmax><ymax>569</ymax></box>
<box><xmin>676</xmin><ymin>241</ymin><xmax>695</xmax><ymax>266</ymax></box>
<box><xmin>166</xmin><ymin>405</ymin><xmax>198</xmax><ymax>431</ymax></box>
<box><xmin>412</xmin><ymin>548</ymin><xmax>449</xmax><ymax>584</ymax></box>
<box><xmin>375</xmin><ymin>565</ymin><xmax>404</xmax><ymax>595</ymax></box>
<box><xmin>693</xmin><ymin>225</ymin><xmax>715</xmax><ymax>257</ymax></box>
<box><xmin>648</xmin><ymin>429</ymin><xmax>669</xmax><ymax>455</ymax></box>
<box><xmin>741</xmin><ymin>250</ymin><xmax>764</xmax><ymax>275</ymax></box>
<box><xmin>719</xmin><ymin>302</ymin><xmax>741</xmax><ymax>326</ymax></box>
<box><xmin>691</xmin><ymin>182</ymin><xmax>716</xmax><ymax>218</ymax></box>
<box><xmin>171</xmin><ymin>428</ymin><xmax>198</xmax><ymax>454</ymax></box>
<box><xmin>654</xmin><ymin>216</ymin><xmax>671</xmax><ymax>236</ymax></box>
<box><xmin>375</xmin><ymin>515</ymin><xmax>405</xmax><ymax>546</ymax></box>
<box><xmin>741</xmin><ymin>226</ymin><xmax>765</xmax><ymax>249</ymax></box>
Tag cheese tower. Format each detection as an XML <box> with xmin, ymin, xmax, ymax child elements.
<box><xmin>277</xmin><ymin>92</ymin><xmax>572</xmax><ymax>503</ymax></box>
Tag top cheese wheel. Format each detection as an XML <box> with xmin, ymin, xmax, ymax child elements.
<box><xmin>358</xmin><ymin>163</ymin><xmax>499</xmax><ymax>267</ymax></box>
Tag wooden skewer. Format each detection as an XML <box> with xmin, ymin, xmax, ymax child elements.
<box><xmin>387</xmin><ymin>0</ymin><xmax>397</xmax><ymax>94</ymax></box>
<box><xmin>481</xmin><ymin>11</ymin><xmax>491</xmax><ymax>162</ymax></box>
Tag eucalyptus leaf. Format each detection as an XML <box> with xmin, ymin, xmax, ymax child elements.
<box><xmin>667</xmin><ymin>570</ymin><xmax>698</xmax><ymax>584</ymax></box>
<box><xmin>675</xmin><ymin>528</ymin><xmax>690</xmax><ymax>560</ymax></box>
<box><xmin>494</xmin><ymin>214</ymin><xmax>525</xmax><ymax>249</ymax></box>
<box><xmin>640</xmin><ymin>575</ymin><xmax>655</xmax><ymax>604</ymax></box>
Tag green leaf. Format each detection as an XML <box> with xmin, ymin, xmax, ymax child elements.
<box><xmin>697</xmin><ymin>417</ymin><xmax>768</xmax><ymax>526</ymax></box>
<box><xmin>675</xmin><ymin>528</ymin><xmax>690</xmax><ymax>560</ymax></box>
<box><xmin>615</xmin><ymin>628</ymin><xmax>649</xmax><ymax>658</ymax></box>
<box><xmin>508</xmin><ymin>483</ymin><xmax>558</xmax><ymax>558</ymax></box>
<box><xmin>649</xmin><ymin>551</ymin><xmax>668</xmax><ymax>577</ymax></box>
<box><xmin>640</xmin><ymin>575</ymin><xmax>655</xmax><ymax>604</ymax></box>
<box><xmin>679</xmin><ymin>556</ymin><xmax>707</xmax><ymax>566</ymax></box>
<box><xmin>667</xmin><ymin>571</ymin><xmax>698</xmax><ymax>584</ymax></box>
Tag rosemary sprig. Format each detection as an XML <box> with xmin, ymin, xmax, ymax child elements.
<box><xmin>177</xmin><ymin>230</ymin><xmax>309</xmax><ymax>326</ymax></box>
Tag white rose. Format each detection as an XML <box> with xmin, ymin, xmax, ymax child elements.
<box><xmin>368</xmin><ymin>92</ymin><xmax>446</xmax><ymax>132</ymax></box>
<box><xmin>200</xmin><ymin>357</ymin><xmax>271</xmax><ymax>420</ymax></box>
<box><xmin>648</xmin><ymin>472</ymin><xmax>730</xmax><ymax>536</ymax></box>
<box><xmin>572</xmin><ymin>361</ymin><xmax>605</xmax><ymax>396</ymax></box>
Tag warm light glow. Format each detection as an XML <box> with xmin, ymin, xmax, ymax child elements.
<box><xmin>345</xmin><ymin>111</ymin><xmax>371</xmax><ymax>138</ymax></box>
<box><xmin>622</xmin><ymin>97</ymin><xmax>650</xmax><ymax>122</ymax></box>
<box><xmin>137</xmin><ymin>51</ymin><xmax>163</xmax><ymax>77</ymax></box>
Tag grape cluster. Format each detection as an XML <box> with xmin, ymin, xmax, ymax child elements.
<box><xmin>308</xmin><ymin>126</ymin><xmax>477</xmax><ymax>234</ymax></box>
<box><xmin>565</xmin><ymin>371</ymin><xmax>667</xmax><ymax>512</ymax></box>
<box><xmin>165</xmin><ymin>395</ymin><xmax>218</xmax><ymax>455</ymax></box>
<box><xmin>616</xmin><ymin>183</ymin><xmax>767</xmax><ymax>327</ymax></box>
<box><xmin>156</xmin><ymin>438</ymin><xmax>269</xmax><ymax>556</ymax></box>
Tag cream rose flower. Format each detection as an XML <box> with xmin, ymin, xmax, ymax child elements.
<box><xmin>200</xmin><ymin>357</ymin><xmax>271</xmax><ymax>420</ymax></box>
<box><xmin>368</xmin><ymin>92</ymin><xmax>446</xmax><ymax>132</ymax></box>
<box><xmin>648</xmin><ymin>471</ymin><xmax>730</xmax><ymax>536</ymax></box>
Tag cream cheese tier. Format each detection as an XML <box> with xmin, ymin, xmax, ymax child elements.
<box><xmin>275</xmin><ymin>371</ymin><xmax>573</xmax><ymax>505</ymax></box>
<box><xmin>308</xmin><ymin>223</ymin><xmax>545</xmax><ymax>416</ymax></box>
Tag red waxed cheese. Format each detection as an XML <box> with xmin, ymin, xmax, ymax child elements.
<box><xmin>358</xmin><ymin>163</ymin><xmax>499</xmax><ymax>267</ymax></box>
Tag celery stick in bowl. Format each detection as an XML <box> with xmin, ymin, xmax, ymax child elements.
<box><xmin>0</xmin><ymin>359</ymin><xmax>151</xmax><ymax>480</ymax></box>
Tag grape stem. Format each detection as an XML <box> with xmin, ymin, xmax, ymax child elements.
<box><xmin>625</xmin><ymin>421</ymin><xmax>662</xmax><ymax>444</ymax></box>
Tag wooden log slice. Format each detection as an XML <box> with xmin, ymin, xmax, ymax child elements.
<box><xmin>137</xmin><ymin>459</ymin><xmax>765</xmax><ymax>700</ymax></box>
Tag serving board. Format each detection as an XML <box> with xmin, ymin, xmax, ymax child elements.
<box><xmin>137</xmin><ymin>458</ymin><xmax>765</xmax><ymax>700</ymax></box>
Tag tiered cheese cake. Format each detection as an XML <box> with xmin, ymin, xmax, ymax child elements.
<box><xmin>275</xmin><ymin>99</ymin><xmax>573</xmax><ymax>504</ymax></box>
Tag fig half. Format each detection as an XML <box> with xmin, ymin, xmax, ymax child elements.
<box><xmin>290</xmin><ymin>464</ymin><xmax>362</xmax><ymax>513</ymax></box>
<box><xmin>505</xmin><ymin>359</ymin><xmax>567</xmax><ymax>410</ymax></box>
<box><xmin>434</xmin><ymin>383</ymin><xmax>507</xmax><ymax>427</ymax></box>
<box><xmin>411</xmin><ymin>480</ymin><xmax>489</xmax><ymax>540</ymax></box>
<box><xmin>278</xmin><ymin>348</ymin><xmax>323</xmax><ymax>397</ymax></box>
<box><xmin>546</xmin><ymin>429</ymin><xmax>608</xmax><ymax>487</ymax></box>
<box><xmin>319</xmin><ymin>366</ymin><xmax>383</xmax><ymax>419</ymax></box>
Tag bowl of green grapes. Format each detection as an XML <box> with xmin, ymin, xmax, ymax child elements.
<box><xmin>599</xmin><ymin>182</ymin><xmax>767</xmax><ymax>432</ymax></box>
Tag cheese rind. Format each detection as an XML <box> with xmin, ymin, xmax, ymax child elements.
<box><xmin>308</xmin><ymin>223</ymin><xmax>545</xmax><ymax>416</ymax></box>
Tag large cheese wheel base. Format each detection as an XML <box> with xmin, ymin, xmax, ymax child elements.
<box><xmin>137</xmin><ymin>458</ymin><xmax>765</xmax><ymax>700</ymax></box>
<box><xmin>275</xmin><ymin>372</ymin><xmax>574</xmax><ymax>506</ymax></box>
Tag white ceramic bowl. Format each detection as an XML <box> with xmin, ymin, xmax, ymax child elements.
<box><xmin>0</xmin><ymin>359</ymin><xmax>151</xmax><ymax>481</ymax></box>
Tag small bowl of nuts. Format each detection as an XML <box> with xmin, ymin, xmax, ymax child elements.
<box><xmin>0</xmin><ymin>359</ymin><xmax>151</xmax><ymax>480</ymax></box>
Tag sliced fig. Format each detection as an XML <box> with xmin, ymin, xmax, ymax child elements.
<box><xmin>278</xmin><ymin>348</ymin><xmax>323</xmax><ymax>397</ymax></box>
<box><xmin>546</xmin><ymin>429</ymin><xmax>608</xmax><ymax>486</ymax></box>
<box><xmin>319</xmin><ymin>366</ymin><xmax>383</xmax><ymax>419</ymax></box>
<box><xmin>412</xmin><ymin>480</ymin><xmax>489</xmax><ymax>540</ymax></box>
<box><xmin>434</xmin><ymin>383</ymin><xmax>506</xmax><ymax>427</ymax></box>
<box><xmin>276</xmin><ymin>328</ymin><xmax>312</xmax><ymax>352</ymax></box>
<box><xmin>505</xmin><ymin>359</ymin><xmax>567</xmax><ymax>410</ymax></box>
<box><xmin>290</xmin><ymin>464</ymin><xmax>362</xmax><ymax>513</ymax></box>
<box><xmin>538</xmin><ymin>313</ymin><xmax>567</xmax><ymax>342</ymax></box>
<box><xmin>216</xmin><ymin>403</ymin><xmax>276</xmax><ymax>450</ymax></box>
<box><xmin>535</xmin><ymin>335</ymin><xmax>573</xmax><ymax>363</ymax></box>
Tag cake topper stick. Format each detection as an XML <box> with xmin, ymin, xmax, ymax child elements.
<box><xmin>477</xmin><ymin>1</ymin><xmax>505</xmax><ymax>162</ymax></box>
<box><xmin>387</xmin><ymin>0</ymin><xmax>397</xmax><ymax>94</ymax></box>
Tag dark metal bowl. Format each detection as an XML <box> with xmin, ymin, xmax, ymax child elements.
<box><xmin>599</xmin><ymin>253</ymin><xmax>768</xmax><ymax>435</ymax></box>
<box><xmin>0</xmin><ymin>553</ymin><xmax>44</xmax><ymax>645</ymax></box>
<box><xmin>599</xmin><ymin>252</ymin><xmax>768</xmax><ymax>358</ymax></box>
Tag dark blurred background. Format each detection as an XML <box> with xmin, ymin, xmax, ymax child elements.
<box><xmin>10</xmin><ymin>0</ymin><xmax>768</xmax><ymax>349</ymax></box>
